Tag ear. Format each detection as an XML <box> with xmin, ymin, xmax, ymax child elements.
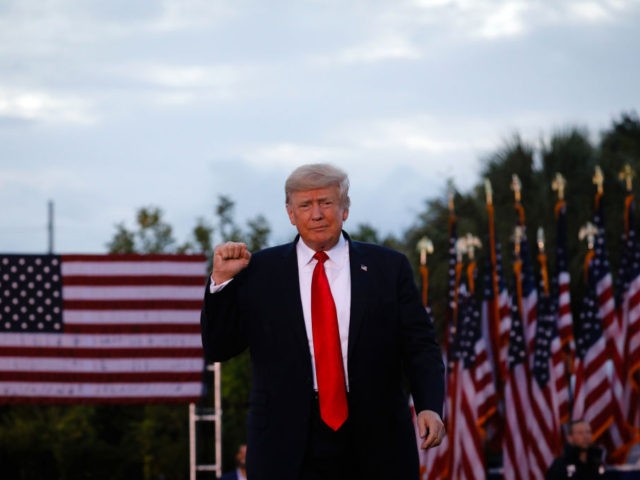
<box><xmin>342</xmin><ymin>208</ymin><xmax>349</xmax><ymax>221</ymax></box>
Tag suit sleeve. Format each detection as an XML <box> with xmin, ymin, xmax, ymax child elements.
<box><xmin>200</xmin><ymin>275</ymin><xmax>249</xmax><ymax>362</ymax></box>
<box><xmin>397</xmin><ymin>255</ymin><xmax>445</xmax><ymax>416</ymax></box>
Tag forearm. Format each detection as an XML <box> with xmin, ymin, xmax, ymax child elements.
<box><xmin>405</xmin><ymin>315</ymin><xmax>445</xmax><ymax>414</ymax></box>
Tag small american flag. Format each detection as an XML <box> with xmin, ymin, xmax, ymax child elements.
<box><xmin>592</xmin><ymin>198</ymin><xmax>632</xmax><ymax>459</ymax></box>
<box><xmin>616</xmin><ymin>194</ymin><xmax>640</xmax><ymax>435</ymax></box>
<box><xmin>554</xmin><ymin>200</ymin><xmax>575</xmax><ymax>366</ymax></box>
<box><xmin>449</xmin><ymin>278</ymin><xmax>496</xmax><ymax>480</ymax></box>
<box><xmin>502</xmin><ymin>290</ymin><xmax>534</xmax><ymax>480</ymax></box>
<box><xmin>573</xmin><ymin>194</ymin><xmax>632</xmax><ymax>461</ymax></box>
<box><xmin>573</xmin><ymin>243</ymin><xmax>613</xmax><ymax>439</ymax></box>
<box><xmin>481</xmin><ymin>241</ymin><xmax>511</xmax><ymax>387</ymax></box>
<box><xmin>0</xmin><ymin>254</ymin><xmax>206</xmax><ymax>404</ymax></box>
<box><xmin>530</xmin><ymin>248</ymin><xmax>567</xmax><ymax>470</ymax></box>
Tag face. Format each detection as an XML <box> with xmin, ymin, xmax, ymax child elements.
<box><xmin>236</xmin><ymin>444</ymin><xmax>246</xmax><ymax>468</ymax></box>
<box><xmin>568</xmin><ymin>422</ymin><xmax>592</xmax><ymax>449</ymax></box>
<box><xmin>286</xmin><ymin>186</ymin><xmax>349</xmax><ymax>252</ymax></box>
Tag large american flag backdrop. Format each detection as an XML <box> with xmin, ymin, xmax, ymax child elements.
<box><xmin>0</xmin><ymin>254</ymin><xmax>207</xmax><ymax>404</ymax></box>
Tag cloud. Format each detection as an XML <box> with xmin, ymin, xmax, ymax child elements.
<box><xmin>311</xmin><ymin>34</ymin><xmax>422</xmax><ymax>66</ymax></box>
<box><xmin>227</xmin><ymin>113</ymin><xmax>490</xmax><ymax>193</ymax></box>
<box><xmin>133</xmin><ymin>64</ymin><xmax>237</xmax><ymax>88</ymax></box>
<box><xmin>145</xmin><ymin>0</ymin><xmax>238</xmax><ymax>32</ymax></box>
<box><xmin>240</xmin><ymin>143</ymin><xmax>354</xmax><ymax>168</ymax></box>
<box><xmin>476</xmin><ymin>1</ymin><xmax>529</xmax><ymax>38</ymax></box>
<box><xmin>0</xmin><ymin>87</ymin><xmax>96</xmax><ymax>125</ymax></box>
<box><xmin>0</xmin><ymin>167</ymin><xmax>88</xmax><ymax>192</ymax></box>
<box><xmin>406</xmin><ymin>0</ymin><xmax>640</xmax><ymax>41</ymax></box>
<box><xmin>348</xmin><ymin>116</ymin><xmax>465</xmax><ymax>154</ymax></box>
<box><xmin>94</xmin><ymin>61</ymin><xmax>269</xmax><ymax>109</ymax></box>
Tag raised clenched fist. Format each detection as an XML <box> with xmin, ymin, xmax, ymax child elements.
<box><xmin>211</xmin><ymin>242</ymin><xmax>252</xmax><ymax>285</ymax></box>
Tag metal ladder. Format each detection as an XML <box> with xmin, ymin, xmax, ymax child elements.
<box><xmin>189</xmin><ymin>362</ymin><xmax>222</xmax><ymax>480</ymax></box>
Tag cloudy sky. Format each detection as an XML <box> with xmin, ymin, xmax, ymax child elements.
<box><xmin>1</xmin><ymin>0</ymin><xmax>639</xmax><ymax>253</ymax></box>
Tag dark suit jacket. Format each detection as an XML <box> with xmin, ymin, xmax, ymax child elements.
<box><xmin>201</xmin><ymin>233</ymin><xmax>444</xmax><ymax>480</ymax></box>
<box><xmin>220</xmin><ymin>470</ymin><xmax>238</xmax><ymax>480</ymax></box>
<box><xmin>219</xmin><ymin>471</ymin><xmax>240</xmax><ymax>480</ymax></box>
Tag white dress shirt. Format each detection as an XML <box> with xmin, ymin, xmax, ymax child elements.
<box><xmin>296</xmin><ymin>234</ymin><xmax>351</xmax><ymax>391</ymax></box>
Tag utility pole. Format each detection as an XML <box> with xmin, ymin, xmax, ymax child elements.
<box><xmin>48</xmin><ymin>200</ymin><xmax>54</xmax><ymax>254</ymax></box>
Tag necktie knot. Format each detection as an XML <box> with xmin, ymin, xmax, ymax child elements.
<box><xmin>314</xmin><ymin>251</ymin><xmax>329</xmax><ymax>264</ymax></box>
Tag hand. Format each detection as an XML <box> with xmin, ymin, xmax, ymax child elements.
<box><xmin>417</xmin><ymin>410</ymin><xmax>445</xmax><ymax>449</ymax></box>
<box><xmin>212</xmin><ymin>242</ymin><xmax>252</xmax><ymax>285</ymax></box>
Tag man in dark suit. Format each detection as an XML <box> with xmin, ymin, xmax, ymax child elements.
<box><xmin>546</xmin><ymin>420</ymin><xmax>605</xmax><ymax>479</ymax></box>
<box><xmin>220</xmin><ymin>444</ymin><xmax>247</xmax><ymax>480</ymax></box>
<box><xmin>201</xmin><ymin>163</ymin><xmax>445</xmax><ymax>480</ymax></box>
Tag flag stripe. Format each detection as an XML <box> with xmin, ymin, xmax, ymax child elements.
<box><xmin>0</xmin><ymin>333</ymin><xmax>201</xmax><ymax>348</ymax></box>
<box><xmin>0</xmin><ymin>382</ymin><xmax>203</xmax><ymax>402</ymax></box>
<box><xmin>64</xmin><ymin>323</ymin><xmax>201</xmax><ymax>334</ymax></box>
<box><xmin>63</xmin><ymin>286</ymin><xmax>204</xmax><ymax>300</ymax></box>
<box><xmin>63</xmin><ymin>275</ymin><xmax>206</xmax><ymax>286</ymax></box>
<box><xmin>0</xmin><ymin>357</ymin><xmax>203</xmax><ymax>372</ymax></box>
<box><xmin>63</xmin><ymin>310</ymin><xmax>200</xmax><ymax>324</ymax></box>
<box><xmin>0</xmin><ymin>371</ymin><xmax>202</xmax><ymax>383</ymax></box>
<box><xmin>0</xmin><ymin>347</ymin><xmax>202</xmax><ymax>358</ymax></box>
<box><xmin>63</xmin><ymin>300</ymin><xmax>201</xmax><ymax>310</ymax></box>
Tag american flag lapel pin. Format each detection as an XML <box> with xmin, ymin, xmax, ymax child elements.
<box><xmin>360</xmin><ymin>264</ymin><xmax>367</xmax><ymax>272</ymax></box>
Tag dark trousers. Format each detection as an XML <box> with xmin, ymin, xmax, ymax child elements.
<box><xmin>300</xmin><ymin>395</ymin><xmax>357</xmax><ymax>480</ymax></box>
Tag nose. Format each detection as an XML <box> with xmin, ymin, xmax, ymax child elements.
<box><xmin>311</xmin><ymin>202</ymin><xmax>323</xmax><ymax>220</ymax></box>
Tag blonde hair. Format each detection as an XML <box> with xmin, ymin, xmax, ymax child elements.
<box><xmin>285</xmin><ymin>163</ymin><xmax>350</xmax><ymax>208</ymax></box>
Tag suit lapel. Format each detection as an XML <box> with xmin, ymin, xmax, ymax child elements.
<box><xmin>347</xmin><ymin>237</ymin><xmax>370</xmax><ymax>363</ymax></box>
<box><xmin>279</xmin><ymin>237</ymin><xmax>313</xmax><ymax>363</ymax></box>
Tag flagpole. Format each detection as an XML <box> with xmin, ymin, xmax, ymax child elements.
<box><xmin>464</xmin><ymin>233</ymin><xmax>481</xmax><ymax>296</ymax></box>
<box><xmin>511</xmin><ymin>174</ymin><xmax>525</xmax><ymax>226</ymax></box>
<box><xmin>552</xmin><ymin>173</ymin><xmax>577</xmax><ymax>373</ymax></box>
<box><xmin>550</xmin><ymin>173</ymin><xmax>577</xmax><ymax>421</ymax></box>
<box><xmin>485</xmin><ymin>179</ymin><xmax>505</xmax><ymax>383</ymax></box>
<box><xmin>619</xmin><ymin>164</ymin><xmax>635</xmax><ymax>236</ymax></box>
<box><xmin>513</xmin><ymin>226</ymin><xmax>525</xmax><ymax>320</ymax></box>
<box><xmin>417</xmin><ymin>236</ymin><xmax>433</xmax><ymax>307</ymax></box>
<box><xmin>48</xmin><ymin>200</ymin><xmax>54</xmax><ymax>254</ymax></box>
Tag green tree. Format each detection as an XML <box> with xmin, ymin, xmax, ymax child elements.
<box><xmin>106</xmin><ymin>207</ymin><xmax>177</xmax><ymax>254</ymax></box>
<box><xmin>350</xmin><ymin>222</ymin><xmax>381</xmax><ymax>243</ymax></box>
<box><xmin>177</xmin><ymin>217</ymin><xmax>215</xmax><ymax>255</ymax></box>
<box><xmin>216</xmin><ymin>195</ymin><xmax>243</xmax><ymax>243</ymax></box>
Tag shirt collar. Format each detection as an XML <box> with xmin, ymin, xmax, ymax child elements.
<box><xmin>296</xmin><ymin>232</ymin><xmax>348</xmax><ymax>268</ymax></box>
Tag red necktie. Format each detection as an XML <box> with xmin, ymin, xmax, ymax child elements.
<box><xmin>311</xmin><ymin>251</ymin><xmax>348</xmax><ymax>431</ymax></box>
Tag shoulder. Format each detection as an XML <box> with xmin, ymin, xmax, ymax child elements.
<box><xmin>350</xmin><ymin>239</ymin><xmax>404</xmax><ymax>258</ymax></box>
<box><xmin>248</xmin><ymin>241</ymin><xmax>295</xmax><ymax>265</ymax></box>
<box><xmin>219</xmin><ymin>472</ymin><xmax>238</xmax><ymax>480</ymax></box>
<box><xmin>350</xmin><ymin>239</ymin><xmax>410</xmax><ymax>268</ymax></box>
<box><xmin>545</xmin><ymin>456</ymin><xmax>566</xmax><ymax>480</ymax></box>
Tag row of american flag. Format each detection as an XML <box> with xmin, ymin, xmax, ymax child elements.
<box><xmin>414</xmin><ymin>173</ymin><xmax>640</xmax><ymax>479</ymax></box>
